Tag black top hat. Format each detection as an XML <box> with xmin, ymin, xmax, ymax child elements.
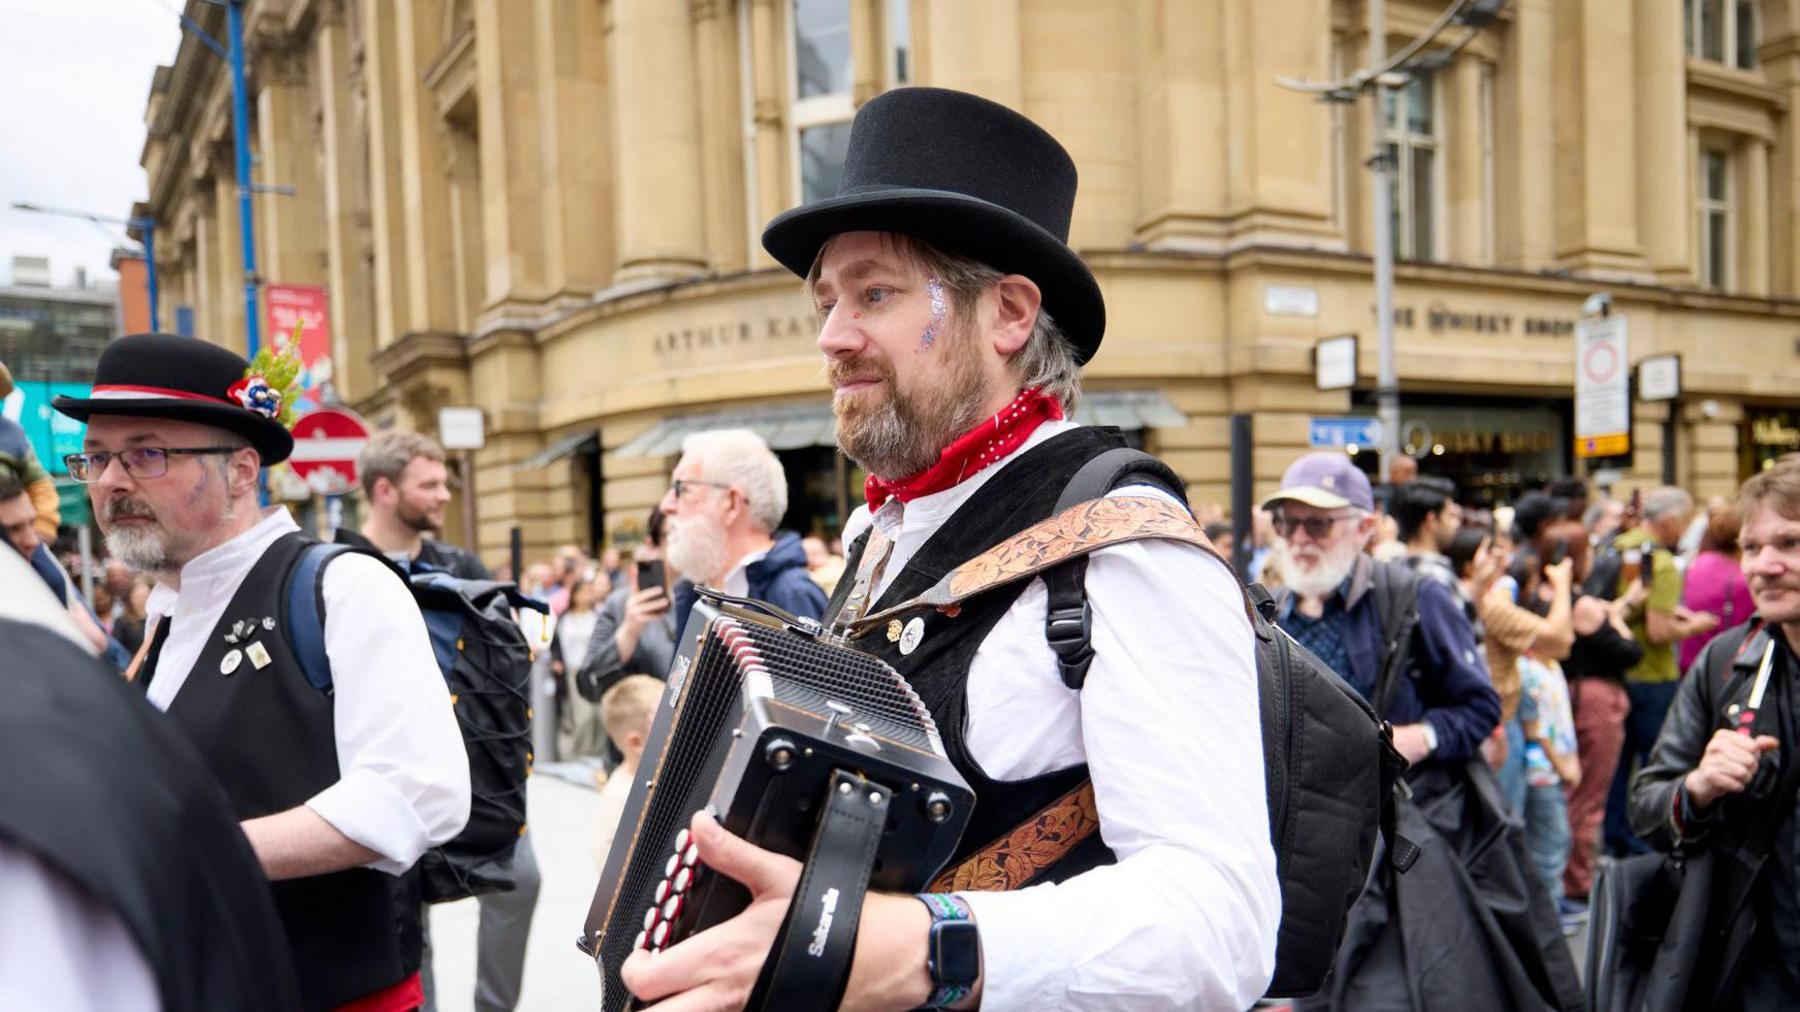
<box><xmin>761</xmin><ymin>87</ymin><xmax>1105</xmax><ymax>363</ymax></box>
<box><xmin>53</xmin><ymin>334</ymin><xmax>295</xmax><ymax>464</ymax></box>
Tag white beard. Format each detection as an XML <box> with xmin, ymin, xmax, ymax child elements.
<box><xmin>1275</xmin><ymin>537</ymin><xmax>1362</xmax><ymax>600</ymax></box>
<box><xmin>105</xmin><ymin>524</ymin><xmax>174</xmax><ymax>573</ymax></box>
<box><xmin>666</xmin><ymin>517</ymin><xmax>729</xmax><ymax>587</ymax></box>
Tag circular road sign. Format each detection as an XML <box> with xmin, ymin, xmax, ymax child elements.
<box><xmin>287</xmin><ymin>407</ymin><xmax>371</xmax><ymax>496</ymax></box>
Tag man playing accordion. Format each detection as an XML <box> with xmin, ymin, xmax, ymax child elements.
<box><xmin>619</xmin><ymin>87</ymin><xmax>1279</xmax><ymax>1011</ymax></box>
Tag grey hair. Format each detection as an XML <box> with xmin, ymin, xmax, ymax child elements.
<box><xmin>1642</xmin><ymin>486</ymin><xmax>1694</xmax><ymax>521</ymax></box>
<box><xmin>680</xmin><ymin>428</ymin><xmax>787</xmax><ymax>533</ymax></box>
<box><xmin>359</xmin><ymin>430</ymin><xmax>446</xmax><ymax>496</ymax></box>
<box><xmin>807</xmin><ymin>233</ymin><xmax>1084</xmax><ymax>413</ymax></box>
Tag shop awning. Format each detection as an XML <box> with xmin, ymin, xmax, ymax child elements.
<box><xmin>512</xmin><ymin>429</ymin><xmax>600</xmax><ymax>471</ymax></box>
<box><xmin>612</xmin><ymin>391</ymin><xmax>1186</xmax><ymax>459</ymax></box>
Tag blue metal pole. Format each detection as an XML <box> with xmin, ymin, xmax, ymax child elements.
<box><xmin>226</xmin><ymin>0</ymin><xmax>260</xmax><ymax>359</ymax></box>
<box><xmin>140</xmin><ymin>220</ymin><xmax>161</xmax><ymax>333</ymax></box>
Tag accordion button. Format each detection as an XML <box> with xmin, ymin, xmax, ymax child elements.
<box><xmin>654</xmin><ymin>880</ymin><xmax>671</xmax><ymax>904</ymax></box>
<box><xmin>662</xmin><ymin>895</ymin><xmax>684</xmax><ymax>921</ymax></box>
<box><xmin>682</xmin><ymin>843</ymin><xmax>701</xmax><ymax>868</ymax></box>
<box><xmin>652</xmin><ymin>921</ymin><xmax>672</xmax><ymax>948</ymax></box>
<box><xmin>666</xmin><ymin>854</ymin><xmax>681</xmax><ymax>878</ymax></box>
<box><xmin>634</xmin><ymin>930</ymin><xmax>647</xmax><ymax>951</ymax></box>
<box><xmin>673</xmin><ymin>867</ymin><xmax>694</xmax><ymax>893</ymax></box>
<box><xmin>674</xmin><ymin>828</ymin><xmax>691</xmax><ymax>853</ymax></box>
<box><xmin>644</xmin><ymin>906</ymin><xmax>660</xmax><ymax>931</ymax></box>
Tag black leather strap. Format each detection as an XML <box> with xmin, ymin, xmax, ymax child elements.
<box><xmin>746</xmin><ymin>769</ymin><xmax>890</xmax><ymax>1012</ymax></box>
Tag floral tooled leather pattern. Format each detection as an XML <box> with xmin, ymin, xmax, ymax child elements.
<box><xmin>929</xmin><ymin>781</ymin><xmax>1100</xmax><ymax>893</ymax></box>
<box><xmin>947</xmin><ymin>497</ymin><xmax>1204</xmax><ymax>600</ymax></box>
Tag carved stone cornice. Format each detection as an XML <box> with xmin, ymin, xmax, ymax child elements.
<box><xmin>369</xmin><ymin>329</ymin><xmax>470</xmax><ymax>385</ymax></box>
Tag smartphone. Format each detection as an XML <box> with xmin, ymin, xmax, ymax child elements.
<box><xmin>636</xmin><ymin>559</ymin><xmax>667</xmax><ymax>595</ymax></box>
<box><xmin>1620</xmin><ymin>547</ymin><xmax>1643</xmax><ymax>587</ymax></box>
<box><xmin>1548</xmin><ymin>538</ymin><xmax>1569</xmax><ymax>566</ymax></box>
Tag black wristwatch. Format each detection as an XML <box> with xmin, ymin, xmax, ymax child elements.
<box><xmin>916</xmin><ymin>893</ymin><xmax>981</xmax><ymax>1009</ymax></box>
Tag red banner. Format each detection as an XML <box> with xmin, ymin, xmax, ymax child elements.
<box><xmin>266</xmin><ymin>283</ymin><xmax>333</xmax><ymax>412</ymax></box>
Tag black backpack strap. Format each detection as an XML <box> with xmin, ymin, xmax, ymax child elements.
<box><xmin>1044</xmin><ymin>448</ymin><xmax>1187</xmax><ymax>690</ymax></box>
<box><xmin>1369</xmin><ymin>561</ymin><xmax>1422</xmax><ymax>718</ymax></box>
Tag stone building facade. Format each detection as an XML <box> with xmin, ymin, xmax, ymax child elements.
<box><xmin>137</xmin><ymin>0</ymin><xmax>1800</xmax><ymax>560</ymax></box>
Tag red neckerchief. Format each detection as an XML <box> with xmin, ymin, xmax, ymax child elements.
<box><xmin>864</xmin><ymin>387</ymin><xmax>1064</xmax><ymax>511</ymax></box>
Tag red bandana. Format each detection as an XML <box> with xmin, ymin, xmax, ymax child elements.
<box><xmin>864</xmin><ymin>387</ymin><xmax>1064</xmax><ymax>510</ymax></box>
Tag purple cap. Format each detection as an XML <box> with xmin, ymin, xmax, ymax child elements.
<box><xmin>1261</xmin><ymin>452</ymin><xmax>1375</xmax><ymax>512</ymax></box>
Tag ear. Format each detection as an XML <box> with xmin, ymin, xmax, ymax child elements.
<box><xmin>230</xmin><ymin>447</ymin><xmax>261</xmax><ymax>496</ymax></box>
<box><xmin>625</xmin><ymin>730</ymin><xmax>647</xmax><ymax>752</ymax></box>
<box><xmin>988</xmin><ymin>274</ymin><xmax>1041</xmax><ymax>358</ymax></box>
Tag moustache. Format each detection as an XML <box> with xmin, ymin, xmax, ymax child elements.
<box><xmin>103</xmin><ymin>499</ymin><xmax>156</xmax><ymax>523</ymax></box>
<box><xmin>826</xmin><ymin>354</ymin><xmax>894</xmax><ymax>389</ymax></box>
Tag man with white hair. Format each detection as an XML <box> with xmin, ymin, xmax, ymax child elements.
<box><xmin>659</xmin><ymin>428</ymin><xmax>827</xmax><ymax>630</ymax></box>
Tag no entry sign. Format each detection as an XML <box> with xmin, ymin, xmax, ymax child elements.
<box><xmin>288</xmin><ymin>407</ymin><xmax>371</xmax><ymax>495</ymax></box>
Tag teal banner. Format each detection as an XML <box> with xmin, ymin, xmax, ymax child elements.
<box><xmin>1</xmin><ymin>381</ymin><xmax>91</xmax><ymax>476</ymax></box>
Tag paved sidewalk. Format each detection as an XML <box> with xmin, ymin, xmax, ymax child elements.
<box><xmin>427</xmin><ymin>767</ymin><xmax>609</xmax><ymax>1011</ymax></box>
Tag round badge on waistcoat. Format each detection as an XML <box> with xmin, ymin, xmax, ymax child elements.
<box><xmin>899</xmin><ymin>617</ymin><xmax>926</xmax><ymax>656</ymax></box>
<box><xmin>220</xmin><ymin>648</ymin><xmax>244</xmax><ymax>675</ymax></box>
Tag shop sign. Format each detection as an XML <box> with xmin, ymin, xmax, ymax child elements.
<box><xmin>1751</xmin><ymin>413</ymin><xmax>1800</xmax><ymax>450</ymax></box>
<box><xmin>1638</xmin><ymin>354</ymin><xmax>1681</xmax><ymax>402</ymax></box>
<box><xmin>1575</xmin><ymin>315</ymin><xmax>1630</xmax><ymax>458</ymax></box>
<box><xmin>1265</xmin><ymin>284</ymin><xmax>1319</xmax><ymax>318</ymax></box>
<box><xmin>1314</xmin><ymin>334</ymin><xmax>1357</xmax><ymax>391</ymax></box>
<box><xmin>1381</xmin><ymin>302</ymin><xmax>1577</xmax><ymax>338</ymax></box>
<box><xmin>0</xmin><ymin>381</ymin><xmax>89</xmax><ymax>475</ymax></box>
<box><xmin>652</xmin><ymin>313</ymin><xmax>816</xmax><ymax>359</ymax></box>
<box><xmin>266</xmin><ymin>283</ymin><xmax>334</xmax><ymax>411</ymax></box>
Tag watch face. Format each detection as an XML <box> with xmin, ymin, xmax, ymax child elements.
<box><xmin>932</xmin><ymin>919</ymin><xmax>982</xmax><ymax>986</ymax></box>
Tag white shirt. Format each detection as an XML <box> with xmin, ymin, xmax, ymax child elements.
<box><xmin>719</xmin><ymin>547</ymin><xmax>771</xmax><ymax>599</ymax></box>
<box><xmin>557</xmin><ymin>608</ymin><xmax>601</xmax><ymax>672</ymax></box>
<box><xmin>143</xmin><ymin>509</ymin><xmax>470</xmax><ymax>874</ymax></box>
<box><xmin>0</xmin><ymin>839</ymin><xmax>160</xmax><ymax>1012</ymax></box>
<box><xmin>844</xmin><ymin>420</ymin><xmax>1280</xmax><ymax>1011</ymax></box>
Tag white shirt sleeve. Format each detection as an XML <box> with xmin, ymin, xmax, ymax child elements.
<box><xmin>958</xmin><ymin>534</ymin><xmax>1281</xmax><ymax>1011</ymax></box>
<box><xmin>0</xmin><ymin>839</ymin><xmax>161</xmax><ymax>1012</ymax></box>
<box><xmin>305</xmin><ymin>553</ymin><xmax>472</xmax><ymax>874</ymax></box>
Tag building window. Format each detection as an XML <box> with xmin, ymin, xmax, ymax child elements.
<box><xmin>1686</xmin><ymin>0</ymin><xmax>1757</xmax><ymax>69</ymax></box>
<box><xmin>1699</xmin><ymin>148</ymin><xmax>1731</xmax><ymax>289</ymax></box>
<box><xmin>1383</xmin><ymin>74</ymin><xmax>1439</xmax><ymax>261</ymax></box>
<box><xmin>789</xmin><ymin>0</ymin><xmax>910</xmax><ymax>204</ymax></box>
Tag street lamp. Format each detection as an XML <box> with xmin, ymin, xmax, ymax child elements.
<box><xmin>10</xmin><ymin>201</ymin><xmax>160</xmax><ymax>332</ymax></box>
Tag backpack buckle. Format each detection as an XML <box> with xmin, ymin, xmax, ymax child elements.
<box><xmin>1046</xmin><ymin>600</ymin><xmax>1095</xmax><ymax>690</ymax></box>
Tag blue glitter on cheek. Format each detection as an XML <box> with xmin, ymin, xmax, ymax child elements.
<box><xmin>919</xmin><ymin>277</ymin><xmax>947</xmax><ymax>351</ymax></box>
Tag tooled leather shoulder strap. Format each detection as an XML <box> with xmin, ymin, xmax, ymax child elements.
<box><xmin>845</xmin><ymin>495</ymin><xmax>1247</xmax><ymax>638</ymax></box>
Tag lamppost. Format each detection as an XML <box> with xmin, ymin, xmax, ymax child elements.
<box><xmin>9</xmin><ymin>202</ymin><xmax>160</xmax><ymax>332</ymax></box>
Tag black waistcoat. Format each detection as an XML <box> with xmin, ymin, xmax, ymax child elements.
<box><xmin>827</xmin><ymin>426</ymin><xmax>1138</xmax><ymax>884</ymax></box>
<box><xmin>153</xmin><ymin>532</ymin><xmax>419</xmax><ymax>1012</ymax></box>
<box><xmin>0</xmin><ymin>618</ymin><xmax>303</xmax><ymax>1012</ymax></box>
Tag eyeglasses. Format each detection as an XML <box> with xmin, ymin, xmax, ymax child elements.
<box><xmin>63</xmin><ymin>446</ymin><xmax>243</xmax><ymax>483</ymax></box>
<box><xmin>667</xmin><ymin>478</ymin><xmax>733</xmax><ymax>501</ymax></box>
<box><xmin>1272</xmin><ymin>512</ymin><xmax>1359</xmax><ymax>540</ymax></box>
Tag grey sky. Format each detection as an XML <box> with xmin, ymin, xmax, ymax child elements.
<box><xmin>1</xmin><ymin>0</ymin><xmax>182</xmax><ymax>287</ymax></box>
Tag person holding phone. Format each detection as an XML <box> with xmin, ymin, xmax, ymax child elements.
<box><xmin>576</xmin><ymin>507</ymin><xmax>682</xmax><ymax>711</ymax></box>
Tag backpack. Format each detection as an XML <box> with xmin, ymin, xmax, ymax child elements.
<box><xmin>1043</xmin><ymin>448</ymin><xmax>1417</xmax><ymax>999</ymax></box>
<box><xmin>284</xmin><ymin>541</ymin><xmax>547</xmax><ymax>903</ymax></box>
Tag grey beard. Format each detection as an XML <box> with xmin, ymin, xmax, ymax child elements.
<box><xmin>1275</xmin><ymin>540</ymin><xmax>1360</xmax><ymax>599</ymax></box>
<box><xmin>666</xmin><ymin>520</ymin><xmax>728</xmax><ymax>586</ymax></box>
<box><xmin>106</xmin><ymin>525</ymin><xmax>175</xmax><ymax>574</ymax></box>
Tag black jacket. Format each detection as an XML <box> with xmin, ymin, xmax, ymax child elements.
<box><xmin>333</xmin><ymin>529</ymin><xmax>491</xmax><ymax>580</ymax></box>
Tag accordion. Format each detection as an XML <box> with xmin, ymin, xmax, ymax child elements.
<box><xmin>579</xmin><ymin>595</ymin><xmax>973</xmax><ymax>1011</ymax></box>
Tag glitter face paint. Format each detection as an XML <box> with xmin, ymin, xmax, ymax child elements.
<box><xmin>919</xmin><ymin>276</ymin><xmax>947</xmax><ymax>351</ymax></box>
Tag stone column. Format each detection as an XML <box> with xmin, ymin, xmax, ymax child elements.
<box><xmin>1496</xmin><ymin>0</ymin><xmax>1555</xmax><ymax>270</ymax></box>
<box><xmin>472</xmin><ymin>0</ymin><xmax>546</xmax><ymax>306</ymax></box>
<box><xmin>1132</xmin><ymin>0</ymin><xmax>1229</xmax><ymax>252</ymax></box>
<box><xmin>531</xmin><ymin>0</ymin><xmax>612</xmax><ymax>295</ymax></box>
<box><xmin>362</xmin><ymin>0</ymin><xmax>412</xmax><ymax>351</ymax></box>
<box><xmin>1552</xmin><ymin>0</ymin><xmax>1649</xmax><ymax>277</ymax></box>
<box><xmin>1765</xmin><ymin>15</ymin><xmax>1800</xmax><ymax>297</ymax></box>
<box><xmin>212</xmin><ymin>153</ymin><xmax>247</xmax><ymax>355</ymax></box>
<box><xmin>693</xmin><ymin>0</ymin><xmax>748</xmax><ymax>271</ymax></box>
<box><xmin>1741</xmin><ymin>136</ymin><xmax>1771</xmax><ymax>297</ymax></box>
<box><xmin>445</xmin><ymin>124</ymin><xmax>487</xmax><ymax>332</ymax></box>
<box><xmin>912</xmin><ymin>0</ymin><xmax>1020</xmax><ymax>108</ymax></box>
<box><xmin>1447</xmin><ymin>54</ymin><xmax>1488</xmax><ymax>265</ymax></box>
<box><xmin>607</xmin><ymin>0</ymin><xmax>709</xmax><ymax>283</ymax></box>
<box><xmin>393</xmin><ymin>0</ymin><xmax>460</xmax><ymax>334</ymax></box>
<box><xmin>1218</xmin><ymin>0</ymin><xmax>1336</xmax><ymax>248</ymax></box>
<box><xmin>1635</xmin><ymin>0</ymin><xmax>1690</xmax><ymax>283</ymax></box>
<box><xmin>748</xmin><ymin>0</ymin><xmax>786</xmax><ymax>269</ymax></box>
<box><xmin>255</xmin><ymin>45</ymin><xmax>327</xmax><ymax>286</ymax></box>
<box><xmin>315</xmin><ymin>5</ymin><xmax>377</xmax><ymax>402</ymax></box>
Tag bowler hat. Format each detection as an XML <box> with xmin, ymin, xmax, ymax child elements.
<box><xmin>761</xmin><ymin>87</ymin><xmax>1105</xmax><ymax>363</ymax></box>
<box><xmin>53</xmin><ymin>334</ymin><xmax>295</xmax><ymax>464</ymax></box>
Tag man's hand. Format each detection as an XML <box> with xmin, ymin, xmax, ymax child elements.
<box><xmin>1673</xmin><ymin>607</ymin><xmax>1721</xmax><ymax>638</ymax></box>
<box><xmin>1683</xmin><ymin>730</ymin><xmax>1779</xmax><ymax>811</ymax></box>
<box><xmin>1469</xmin><ymin>552</ymin><xmax>1506</xmax><ymax>600</ymax></box>
<box><xmin>1392</xmin><ymin>723</ymin><xmax>1433</xmax><ymax>765</ymax></box>
<box><xmin>622</xmin><ymin>811</ymin><xmax>941</xmax><ymax>1012</ymax></box>
<box><xmin>616</xmin><ymin>587</ymin><xmax>671</xmax><ymax>664</ymax></box>
<box><xmin>1481</xmin><ymin>723</ymin><xmax>1508</xmax><ymax>770</ymax></box>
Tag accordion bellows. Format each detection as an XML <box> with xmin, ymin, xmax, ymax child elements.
<box><xmin>581</xmin><ymin>598</ymin><xmax>973</xmax><ymax>1011</ymax></box>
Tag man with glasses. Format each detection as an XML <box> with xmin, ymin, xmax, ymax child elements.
<box><xmin>658</xmin><ymin>428</ymin><xmax>827</xmax><ymax>635</ymax></box>
<box><xmin>53</xmin><ymin>333</ymin><xmax>469</xmax><ymax>1012</ymax></box>
<box><xmin>1265</xmin><ymin>452</ymin><xmax>1497</xmax><ymax>772</ymax></box>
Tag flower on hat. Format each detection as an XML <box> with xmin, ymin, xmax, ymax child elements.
<box><xmin>236</xmin><ymin>336</ymin><xmax>304</xmax><ymax>428</ymax></box>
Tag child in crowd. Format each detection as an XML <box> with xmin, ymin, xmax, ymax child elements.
<box><xmin>1518</xmin><ymin>651</ymin><xmax>1581</xmax><ymax>929</ymax></box>
<box><xmin>591</xmin><ymin>675</ymin><xmax>665</xmax><ymax>871</ymax></box>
